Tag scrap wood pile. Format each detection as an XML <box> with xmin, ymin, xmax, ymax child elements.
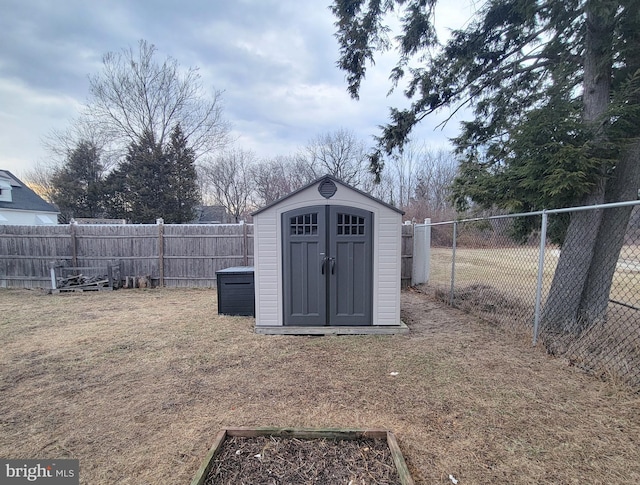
<box><xmin>55</xmin><ymin>273</ymin><xmax>113</xmax><ymax>292</ymax></box>
<box><xmin>50</xmin><ymin>261</ymin><xmax>122</xmax><ymax>293</ymax></box>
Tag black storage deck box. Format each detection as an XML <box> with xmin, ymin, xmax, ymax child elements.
<box><xmin>216</xmin><ymin>266</ymin><xmax>255</xmax><ymax>316</ymax></box>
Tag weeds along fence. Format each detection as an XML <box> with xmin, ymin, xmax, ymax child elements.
<box><xmin>0</xmin><ymin>222</ymin><xmax>254</xmax><ymax>288</ymax></box>
<box><xmin>0</xmin><ymin>222</ymin><xmax>416</xmax><ymax>289</ymax></box>
<box><xmin>427</xmin><ymin>200</ymin><xmax>640</xmax><ymax>390</ymax></box>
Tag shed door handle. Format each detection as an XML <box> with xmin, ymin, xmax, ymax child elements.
<box><xmin>329</xmin><ymin>257</ymin><xmax>335</xmax><ymax>275</ymax></box>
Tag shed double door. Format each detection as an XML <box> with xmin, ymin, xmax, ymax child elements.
<box><xmin>283</xmin><ymin>205</ymin><xmax>373</xmax><ymax>326</ymax></box>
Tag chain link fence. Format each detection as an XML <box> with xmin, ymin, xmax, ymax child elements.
<box><xmin>427</xmin><ymin>201</ymin><xmax>640</xmax><ymax>390</ymax></box>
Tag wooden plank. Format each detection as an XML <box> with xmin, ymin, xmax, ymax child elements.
<box><xmin>255</xmin><ymin>323</ymin><xmax>409</xmax><ymax>336</ymax></box>
<box><xmin>0</xmin><ymin>276</ymin><xmax>51</xmax><ymax>281</ymax></box>
<box><xmin>161</xmin><ymin>277</ymin><xmax>218</xmax><ymax>281</ymax></box>
<box><xmin>0</xmin><ymin>255</ymin><xmax>73</xmax><ymax>260</ymax></box>
<box><xmin>52</xmin><ymin>286</ymin><xmax>113</xmax><ymax>293</ymax></box>
<box><xmin>72</xmin><ymin>256</ymin><xmax>158</xmax><ymax>261</ymax></box>
<box><xmin>74</xmin><ymin>235</ymin><xmax>158</xmax><ymax>239</ymax></box>
<box><xmin>0</xmin><ymin>234</ymin><xmax>71</xmax><ymax>238</ymax></box>
<box><xmin>163</xmin><ymin>234</ymin><xmax>246</xmax><ymax>239</ymax></box>
<box><xmin>190</xmin><ymin>429</ymin><xmax>227</xmax><ymax>485</ymax></box>
<box><xmin>60</xmin><ymin>266</ymin><xmax>111</xmax><ymax>271</ymax></box>
<box><xmin>225</xmin><ymin>427</ymin><xmax>389</xmax><ymax>440</ymax></box>
<box><xmin>77</xmin><ymin>279</ymin><xmax>109</xmax><ymax>286</ymax></box>
<box><xmin>0</xmin><ymin>256</ymin><xmax>155</xmax><ymax>261</ymax></box>
<box><xmin>387</xmin><ymin>431</ymin><xmax>415</xmax><ymax>485</ymax></box>
<box><xmin>162</xmin><ymin>256</ymin><xmax>245</xmax><ymax>260</ymax></box>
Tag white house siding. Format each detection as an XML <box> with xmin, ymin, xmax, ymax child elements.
<box><xmin>0</xmin><ymin>209</ymin><xmax>58</xmax><ymax>225</ymax></box>
<box><xmin>253</xmin><ymin>179</ymin><xmax>402</xmax><ymax>327</ymax></box>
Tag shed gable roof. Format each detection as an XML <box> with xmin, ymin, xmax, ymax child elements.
<box><xmin>252</xmin><ymin>174</ymin><xmax>404</xmax><ymax>216</ymax></box>
<box><xmin>0</xmin><ymin>170</ymin><xmax>59</xmax><ymax>213</ymax></box>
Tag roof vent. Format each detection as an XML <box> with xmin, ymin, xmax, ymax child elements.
<box><xmin>318</xmin><ymin>178</ymin><xmax>337</xmax><ymax>199</ymax></box>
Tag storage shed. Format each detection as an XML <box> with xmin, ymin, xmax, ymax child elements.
<box><xmin>252</xmin><ymin>174</ymin><xmax>407</xmax><ymax>335</ymax></box>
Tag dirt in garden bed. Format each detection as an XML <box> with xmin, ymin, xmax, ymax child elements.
<box><xmin>204</xmin><ymin>436</ymin><xmax>400</xmax><ymax>485</ymax></box>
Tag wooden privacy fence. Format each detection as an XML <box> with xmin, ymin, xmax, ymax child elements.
<box><xmin>0</xmin><ymin>222</ymin><xmax>415</xmax><ymax>289</ymax></box>
<box><xmin>0</xmin><ymin>223</ymin><xmax>253</xmax><ymax>288</ymax></box>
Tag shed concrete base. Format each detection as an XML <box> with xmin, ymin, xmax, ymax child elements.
<box><xmin>254</xmin><ymin>322</ymin><xmax>409</xmax><ymax>336</ymax></box>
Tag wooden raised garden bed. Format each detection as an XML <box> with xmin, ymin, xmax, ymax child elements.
<box><xmin>191</xmin><ymin>427</ymin><xmax>414</xmax><ymax>485</ymax></box>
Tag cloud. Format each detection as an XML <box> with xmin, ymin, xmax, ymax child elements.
<box><xmin>0</xmin><ymin>78</ymin><xmax>83</xmax><ymax>170</ymax></box>
<box><xmin>0</xmin><ymin>0</ymin><xmax>470</xmax><ymax>177</ymax></box>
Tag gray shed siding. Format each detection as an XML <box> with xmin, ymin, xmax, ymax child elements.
<box><xmin>254</xmin><ymin>179</ymin><xmax>402</xmax><ymax>327</ymax></box>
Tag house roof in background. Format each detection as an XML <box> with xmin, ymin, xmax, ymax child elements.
<box><xmin>191</xmin><ymin>205</ymin><xmax>229</xmax><ymax>223</ymax></box>
<box><xmin>0</xmin><ymin>170</ymin><xmax>59</xmax><ymax>213</ymax></box>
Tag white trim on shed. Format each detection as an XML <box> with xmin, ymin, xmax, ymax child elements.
<box><xmin>252</xmin><ymin>175</ymin><xmax>404</xmax><ymax>330</ymax></box>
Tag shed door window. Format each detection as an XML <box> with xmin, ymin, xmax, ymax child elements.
<box><xmin>336</xmin><ymin>213</ymin><xmax>365</xmax><ymax>235</ymax></box>
<box><xmin>290</xmin><ymin>213</ymin><xmax>318</xmax><ymax>235</ymax></box>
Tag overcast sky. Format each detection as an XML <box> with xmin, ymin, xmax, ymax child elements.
<box><xmin>0</xmin><ymin>0</ymin><xmax>476</xmax><ymax>178</ymax></box>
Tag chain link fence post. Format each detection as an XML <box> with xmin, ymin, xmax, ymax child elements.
<box><xmin>532</xmin><ymin>210</ymin><xmax>548</xmax><ymax>346</ymax></box>
<box><xmin>450</xmin><ymin>220</ymin><xmax>457</xmax><ymax>305</ymax></box>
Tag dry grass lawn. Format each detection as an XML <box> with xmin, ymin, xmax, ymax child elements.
<box><xmin>429</xmin><ymin>246</ymin><xmax>640</xmax><ymax>305</ymax></box>
<box><xmin>1</xmin><ymin>287</ymin><xmax>639</xmax><ymax>484</ymax></box>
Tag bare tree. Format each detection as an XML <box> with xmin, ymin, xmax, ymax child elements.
<box><xmin>200</xmin><ymin>149</ymin><xmax>255</xmax><ymax>222</ymax></box>
<box><xmin>49</xmin><ymin>40</ymin><xmax>230</xmax><ymax>164</ymax></box>
<box><xmin>36</xmin><ymin>122</ymin><xmax>115</xmax><ymax>205</ymax></box>
<box><xmin>250</xmin><ymin>155</ymin><xmax>315</xmax><ymax>207</ymax></box>
<box><xmin>359</xmin><ymin>168</ymin><xmax>394</xmax><ymax>205</ymax></box>
<box><xmin>300</xmin><ymin>128</ymin><xmax>372</xmax><ymax>188</ymax></box>
<box><xmin>408</xmin><ymin>149</ymin><xmax>458</xmax><ymax>221</ymax></box>
<box><xmin>21</xmin><ymin>161</ymin><xmax>60</xmax><ymax>203</ymax></box>
<box><xmin>383</xmin><ymin>141</ymin><xmax>423</xmax><ymax>209</ymax></box>
<box><xmin>43</xmin><ymin>119</ymin><xmax>117</xmax><ymax>170</ymax></box>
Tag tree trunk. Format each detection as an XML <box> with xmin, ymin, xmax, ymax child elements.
<box><xmin>579</xmin><ymin>0</ymin><xmax>640</xmax><ymax>322</ymax></box>
<box><xmin>541</xmin><ymin>184</ymin><xmax>605</xmax><ymax>334</ymax></box>
<box><xmin>578</xmin><ymin>140</ymin><xmax>640</xmax><ymax>323</ymax></box>
<box><xmin>540</xmin><ymin>0</ymin><xmax>615</xmax><ymax>336</ymax></box>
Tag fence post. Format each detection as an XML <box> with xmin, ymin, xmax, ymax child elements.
<box><xmin>450</xmin><ymin>221</ymin><xmax>457</xmax><ymax>305</ymax></box>
<box><xmin>242</xmin><ymin>221</ymin><xmax>248</xmax><ymax>266</ymax></box>
<box><xmin>533</xmin><ymin>211</ymin><xmax>548</xmax><ymax>345</ymax></box>
<box><xmin>411</xmin><ymin>219</ymin><xmax>431</xmax><ymax>285</ymax></box>
<box><xmin>157</xmin><ymin>218</ymin><xmax>164</xmax><ymax>287</ymax></box>
<box><xmin>70</xmin><ymin>221</ymin><xmax>78</xmax><ymax>268</ymax></box>
<box><xmin>49</xmin><ymin>261</ymin><xmax>57</xmax><ymax>290</ymax></box>
<box><xmin>424</xmin><ymin>218</ymin><xmax>431</xmax><ymax>284</ymax></box>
